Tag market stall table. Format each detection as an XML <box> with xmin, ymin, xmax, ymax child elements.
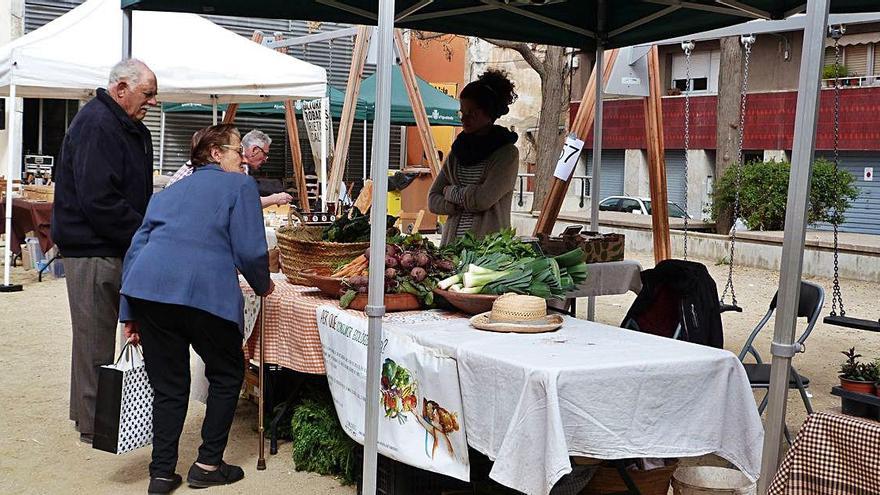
<box><xmin>0</xmin><ymin>197</ymin><xmax>53</xmax><ymax>256</ymax></box>
<box><xmin>322</xmin><ymin>306</ymin><xmax>764</xmax><ymax>495</ymax></box>
<box><xmin>768</xmin><ymin>412</ymin><xmax>880</xmax><ymax>494</ymax></box>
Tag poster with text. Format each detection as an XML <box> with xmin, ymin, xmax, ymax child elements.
<box><xmin>316</xmin><ymin>306</ymin><xmax>469</xmax><ymax>481</ymax></box>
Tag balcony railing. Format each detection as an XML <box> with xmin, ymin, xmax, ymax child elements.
<box><xmin>515</xmin><ymin>173</ymin><xmax>592</xmax><ymax>208</ymax></box>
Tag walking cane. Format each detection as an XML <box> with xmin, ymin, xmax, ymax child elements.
<box><xmin>257</xmin><ymin>295</ymin><xmax>267</xmax><ymax>471</ymax></box>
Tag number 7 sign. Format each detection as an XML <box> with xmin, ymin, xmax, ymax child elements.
<box><xmin>553</xmin><ymin>134</ymin><xmax>585</xmax><ymax>180</ymax></box>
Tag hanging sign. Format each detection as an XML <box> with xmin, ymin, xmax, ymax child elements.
<box><xmin>553</xmin><ymin>134</ymin><xmax>585</xmax><ymax>180</ymax></box>
<box><xmin>864</xmin><ymin>167</ymin><xmax>873</xmax><ymax>181</ymax></box>
<box><xmin>316</xmin><ymin>306</ymin><xmax>470</xmax><ymax>481</ymax></box>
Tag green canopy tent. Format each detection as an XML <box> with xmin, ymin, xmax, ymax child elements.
<box><xmin>359</xmin><ymin>65</ymin><xmax>461</xmax><ymax>126</ymax></box>
<box><xmin>120</xmin><ymin>2</ymin><xmax>879</xmax><ymax>494</ymax></box>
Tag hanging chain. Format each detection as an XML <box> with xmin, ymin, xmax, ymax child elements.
<box><xmin>829</xmin><ymin>27</ymin><xmax>845</xmax><ymax>317</ymax></box>
<box><xmin>721</xmin><ymin>34</ymin><xmax>754</xmax><ymax>307</ymax></box>
<box><xmin>681</xmin><ymin>41</ymin><xmax>695</xmax><ymax>259</ymax></box>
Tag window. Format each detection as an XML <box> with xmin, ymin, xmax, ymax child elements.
<box><xmin>643</xmin><ymin>200</ymin><xmax>689</xmax><ymax>218</ymax></box>
<box><xmin>670</xmin><ymin>49</ymin><xmax>718</xmax><ymax>93</ymax></box>
<box><xmin>599</xmin><ymin>198</ymin><xmax>620</xmax><ymax>212</ymax></box>
<box><xmin>618</xmin><ymin>199</ymin><xmax>642</xmax><ymax>214</ymax></box>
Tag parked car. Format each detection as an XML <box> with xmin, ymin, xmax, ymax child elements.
<box><xmin>598</xmin><ymin>196</ymin><xmax>691</xmax><ymax>219</ymax></box>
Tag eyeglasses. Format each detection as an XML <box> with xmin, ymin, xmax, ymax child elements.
<box><xmin>221</xmin><ymin>144</ymin><xmax>244</xmax><ymax>156</ymax></box>
<box><xmin>253</xmin><ymin>145</ymin><xmax>270</xmax><ymax>161</ymax></box>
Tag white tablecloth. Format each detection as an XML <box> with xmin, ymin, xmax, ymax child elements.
<box><xmin>389</xmin><ymin>315</ymin><xmax>763</xmax><ymax>495</ymax></box>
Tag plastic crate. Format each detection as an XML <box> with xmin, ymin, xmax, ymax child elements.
<box><xmin>355</xmin><ymin>447</ymin><xmax>470</xmax><ymax>495</ymax></box>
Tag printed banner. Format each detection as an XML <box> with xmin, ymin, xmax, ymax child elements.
<box><xmin>316</xmin><ymin>306</ymin><xmax>469</xmax><ymax>481</ymax></box>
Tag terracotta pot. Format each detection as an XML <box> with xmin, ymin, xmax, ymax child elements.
<box><xmin>348</xmin><ymin>293</ymin><xmax>421</xmax><ymax>312</ymax></box>
<box><xmin>840</xmin><ymin>376</ymin><xmax>876</xmax><ymax>395</ymax></box>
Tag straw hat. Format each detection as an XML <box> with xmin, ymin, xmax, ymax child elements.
<box><xmin>469</xmin><ymin>293</ymin><xmax>563</xmax><ymax>333</ymax></box>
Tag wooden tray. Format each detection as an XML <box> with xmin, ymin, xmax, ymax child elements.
<box><xmin>433</xmin><ymin>289</ymin><xmax>499</xmax><ymax>315</ymax></box>
<box><xmin>299</xmin><ymin>268</ymin><xmax>344</xmax><ymax>297</ymax></box>
<box><xmin>348</xmin><ymin>293</ymin><xmax>420</xmax><ymax>312</ymax></box>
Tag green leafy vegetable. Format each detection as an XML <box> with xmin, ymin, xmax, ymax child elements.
<box><xmin>290</xmin><ymin>397</ymin><xmax>359</xmax><ymax>485</ymax></box>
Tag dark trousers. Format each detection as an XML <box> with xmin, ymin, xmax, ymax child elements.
<box><xmin>64</xmin><ymin>256</ymin><xmax>122</xmax><ymax>435</ymax></box>
<box><xmin>132</xmin><ymin>299</ymin><xmax>244</xmax><ymax>478</ymax></box>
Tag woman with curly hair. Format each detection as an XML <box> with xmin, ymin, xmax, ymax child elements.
<box><xmin>429</xmin><ymin>69</ymin><xmax>520</xmax><ymax>246</ymax></box>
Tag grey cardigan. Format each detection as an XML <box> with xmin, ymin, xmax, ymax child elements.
<box><xmin>428</xmin><ymin>143</ymin><xmax>520</xmax><ymax>246</ymax></box>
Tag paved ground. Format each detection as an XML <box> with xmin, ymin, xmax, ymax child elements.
<box><xmin>0</xmin><ymin>250</ymin><xmax>877</xmax><ymax>494</ymax></box>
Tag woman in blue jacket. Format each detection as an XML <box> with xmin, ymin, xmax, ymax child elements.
<box><xmin>120</xmin><ymin>124</ymin><xmax>274</xmax><ymax>494</ymax></box>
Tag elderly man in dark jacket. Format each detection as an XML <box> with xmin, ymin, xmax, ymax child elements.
<box><xmin>51</xmin><ymin>58</ymin><xmax>157</xmax><ymax>444</ymax></box>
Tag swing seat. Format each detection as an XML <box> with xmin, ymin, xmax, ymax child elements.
<box><xmin>720</xmin><ymin>303</ymin><xmax>743</xmax><ymax>313</ymax></box>
<box><xmin>824</xmin><ymin>315</ymin><xmax>880</xmax><ymax>332</ymax></box>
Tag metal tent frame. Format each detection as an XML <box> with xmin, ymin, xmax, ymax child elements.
<box><xmin>120</xmin><ymin>1</ymin><xmax>864</xmax><ymax>493</ymax></box>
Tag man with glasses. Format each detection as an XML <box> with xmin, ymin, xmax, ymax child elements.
<box><xmin>166</xmin><ymin>129</ymin><xmax>291</xmax><ymax>209</ymax></box>
<box><xmin>51</xmin><ymin>59</ymin><xmax>158</xmax><ymax>444</ymax></box>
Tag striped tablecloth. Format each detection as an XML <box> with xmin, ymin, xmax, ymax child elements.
<box><xmin>768</xmin><ymin>412</ymin><xmax>880</xmax><ymax>494</ymax></box>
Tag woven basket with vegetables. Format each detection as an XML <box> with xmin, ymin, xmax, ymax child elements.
<box><xmin>277</xmin><ymin>209</ymin><xmax>371</xmax><ymax>284</ymax></box>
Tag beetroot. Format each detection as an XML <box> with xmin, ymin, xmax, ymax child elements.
<box><xmin>399</xmin><ymin>252</ymin><xmax>416</xmax><ymax>270</ymax></box>
<box><xmin>410</xmin><ymin>267</ymin><xmax>427</xmax><ymax>282</ymax></box>
<box><xmin>385</xmin><ymin>255</ymin><xmax>399</xmax><ymax>268</ymax></box>
<box><xmin>434</xmin><ymin>259</ymin><xmax>454</xmax><ymax>272</ymax></box>
<box><xmin>385</xmin><ymin>268</ymin><xmax>398</xmax><ymax>279</ymax></box>
<box><xmin>364</xmin><ymin>247</ymin><xmax>371</xmax><ymax>259</ymax></box>
<box><xmin>385</xmin><ymin>244</ymin><xmax>400</xmax><ymax>257</ymax></box>
<box><xmin>415</xmin><ymin>252</ymin><xmax>430</xmax><ymax>267</ymax></box>
<box><xmin>348</xmin><ymin>275</ymin><xmax>368</xmax><ymax>287</ymax></box>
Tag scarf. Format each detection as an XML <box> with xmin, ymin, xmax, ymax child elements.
<box><xmin>451</xmin><ymin>125</ymin><xmax>518</xmax><ymax>167</ymax></box>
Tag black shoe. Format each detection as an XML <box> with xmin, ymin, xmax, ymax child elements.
<box><xmin>187</xmin><ymin>461</ymin><xmax>245</xmax><ymax>489</ymax></box>
<box><xmin>148</xmin><ymin>474</ymin><xmax>182</xmax><ymax>494</ymax></box>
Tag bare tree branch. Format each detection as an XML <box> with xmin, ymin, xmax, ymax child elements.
<box><xmin>483</xmin><ymin>38</ymin><xmax>546</xmax><ymax>79</ymax></box>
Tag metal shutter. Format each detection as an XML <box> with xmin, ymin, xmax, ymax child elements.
<box><xmin>845</xmin><ymin>44</ymin><xmax>869</xmax><ymax>77</ymax></box>
<box><xmin>814</xmin><ymin>152</ymin><xmax>880</xmax><ymax>235</ymax></box>
<box><xmin>664</xmin><ymin>151</ymin><xmax>687</xmax><ymax>210</ymax></box>
<box><xmin>584</xmin><ymin>150</ymin><xmax>625</xmax><ymax>199</ymax></box>
<box><xmin>24</xmin><ymin>0</ymin><xmax>85</xmax><ymax>32</ymax></box>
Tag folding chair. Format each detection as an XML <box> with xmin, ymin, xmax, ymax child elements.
<box><xmin>737</xmin><ymin>280</ymin><xmax>824</xmax><ymax>444</ymax></box>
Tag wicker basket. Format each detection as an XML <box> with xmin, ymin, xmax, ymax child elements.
<box><xmin>583</xmin><ymin>460</ymin><xmax>679</xmax><ymax>495</ymax></box>
<box><xmin>276</xmin><ymin>222</ymin><xmax>368</xmax><ymax>285</ymax></box>
<box><xmin>23</xmin><ymin>185</ymin><xmax>54</xmax><ymax>202</ymax></box>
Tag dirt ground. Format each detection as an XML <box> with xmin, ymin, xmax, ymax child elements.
<box><xmin>0</xmin><ymin>251</ymin><xmax>877</xmax><ymax>494</ymax></box>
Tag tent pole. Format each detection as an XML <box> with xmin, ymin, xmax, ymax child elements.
<box><xmin>587</xmin><ymin>42</ymin><xmax>604</xmax><ymax>322</ymax></box>
<box><xmin>158</xmin><ymin>107</ymin><xmax>166</xmax><ymax>173</ymax></box>
<box><xmin>363</xmin><ymin>120</ymin><xmax>367</xmax><ymax>181</ymax></box>
<box><xmin>122</xmin><ymin>8</ymin><xmax>132</xmax><ymax>59</ymax></box>
<box><xmin>2</xmin><ymin>83</ymin><xmax>22</xmax><ymax>292</ymax></box>
<box><xmin>758</xmin><ymin>0</ymin><xmax>830</xmax><ymax>491</ymax></box>
<box><xmin>362</xmin><ymin>0</ymin><xmax>395</xmax><ymax>493</ymax></box>
<box><xmin>320</xmin><ymin>96</ymin><xmax>328</xmax><ymax>209</ymax></box>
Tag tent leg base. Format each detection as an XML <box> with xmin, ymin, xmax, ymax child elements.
<box><xmin>0</xmin><ymin>284</ymin><xmax>23</xmax><ymax>292</ymax></box>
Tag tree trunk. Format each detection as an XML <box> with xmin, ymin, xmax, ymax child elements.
<box><xmin>531</xmin><ymin>45</ymin><xmax>568</xmax><ymax>213</ymax></box>
<box><xmin>714</xmin><ymin>36</ymin><xmax>744</xmax><ymax>234</ymax></box>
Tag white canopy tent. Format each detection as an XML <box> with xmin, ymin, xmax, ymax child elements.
<box><xmin>0</xmin><ymin>0</ymin><xmax>328</xmax><ymax>290</ymax></box>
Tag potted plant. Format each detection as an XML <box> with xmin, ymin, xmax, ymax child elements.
<box><xmin>822</xmin><ymin>64</ymin><xmax>848</xmax><ymax>87</ymax></box>
<box><xmin>839</xmin><ymin>347</ymin><xmax>878</xmax><ymax>394</ymax></box>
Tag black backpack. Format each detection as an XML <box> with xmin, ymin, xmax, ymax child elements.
<box><xmin>621</xmin><ymin>259</ymin><xmax>724</xmax><ymax>348</ymax></box>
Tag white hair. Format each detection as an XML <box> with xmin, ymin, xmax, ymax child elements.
<box><xmin>242</xmin><ymin>129</ymin><xmax>272</xmax><ymax>149</ymax></box>
<box><xmin>108</xmin><ymin>59</ymin><xmax>150</xmax><ymax>87</ymax></box>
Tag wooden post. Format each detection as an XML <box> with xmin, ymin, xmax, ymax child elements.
<box><xmin>223</xmin><ymin>31</ymin><xmax>265</xmax><ymax>124</ymax></box>
<box><xmin>327</xmin><ymin>26</ymin><xmax>372</xmax><ymax>204</ymax></box>
<box><xmin>533</xmin><ymin>49</ymin><xmax>618</xmax><ymax>236</ymax></box>
<box><xmin>393</xmin><ymin>30</ymin><xmax>441</xmax><ymax>176</ymax></box>
<box><xmin>644</xmin><ymin>46</ymin><xmax>671</xmax><ymax>262</ymax></box>
<box><xmin>284</xmin><ymin>101</ymin><xmax>310</xmax><ymax>212</ymax></box>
